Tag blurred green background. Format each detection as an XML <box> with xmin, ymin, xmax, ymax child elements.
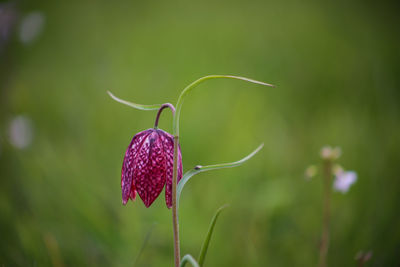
<box><xmin>1</xmin><ymin>0</ymin><xmax>399</xmax><ymax>266</ymax></box>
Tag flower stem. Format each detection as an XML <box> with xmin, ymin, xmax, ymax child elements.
<box><xmin>318</xmin><ymin>159</ymin><xmax>332</xmax><ymax>267</ymax></box>
<box><xmin>152</xmin><ymin>102</ymin><xmax>178</xmax><ymax>266</ymax></box>
<box><xmin>172</xmin><ymin>135</ymin><xmax>180</xmax><ymax>267</ymax></box>
<box><xmin>154</xmin><ymin>103</ymin><xmax>176</xmax><ymax>129</ymax></box>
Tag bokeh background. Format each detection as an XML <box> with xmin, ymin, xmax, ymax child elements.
<box><xmin>1</xmin><ymin>0</ymin><xmax>399</xmax><ymax>266</ymax></box>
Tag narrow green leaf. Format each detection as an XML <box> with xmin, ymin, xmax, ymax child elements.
<box><xmin>107</xmin><ymin>91</ymin><xmax>161</xmax><ymax>110</ymax></box>
<box><xmin>222</xmin><ymin>75</ymin><xmax>275</xmax><ymax>87</ymax></box>
<box><xmin>198</xmin><ymin>204</ymin><xmax>229</xmax><ymax>266</ymax></box>
<box><xmin>180</xmin><ymin>254</ymin><xmax>200</xmax><ymax>267</ymax></box>
<box><xmin>177</xmin><ymin>143</ymin><xmax>264</xmax><ymax>208</ymax></box>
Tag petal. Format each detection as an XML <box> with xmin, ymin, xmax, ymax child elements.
<box><xmin>121</xmin><ymin>130</ymin><xmax>151</xmax><ymax>205</ymax></box>
<box><xmin>333</xmin><ymin>171</ymin><xmax>357</xmax><ymax>193</ymax></box>
<box><xmin>134</xmin><ymin>130</ymin><xmax>167</xmax><ymax>207</ymax></box>
<box><xmin>159</xmin><ymin>130</ymin><xmax>183</xmax><ymax>208</ymax></box>
<box><xmin>129</xmin><ymin>182</ymin><xmax>136</xmax><ymax>201</ymax></box>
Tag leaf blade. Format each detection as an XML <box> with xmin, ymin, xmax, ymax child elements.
<box><xmin>198</xmin><ymin>204</ymin><xmax>229</xmax><ymax>266</ymax></box>
<box><xmin>177</xmin><ymin>143</ymin><xmax>264</xmax><ymax>208</ymax></box>
<box><xmin>107</xmin><ymin>91</ymin><xmax>161</xmax><ymax>110</ymax></box>
<box><xmin>223</xmin><ymin>75</ymin><xmax>275</xmax><ymax>87</ymax></box>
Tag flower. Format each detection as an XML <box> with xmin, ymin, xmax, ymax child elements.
<box><xmin>8</xmin><ymin>115</ymin><xmax>34</xmax><ymax>149</ymax></box>
<box><xmin>320</xmin><ymin>146</ymin><xmax>341</xmax><ymax>160</ymax></box>
<box><xmin>333</xmin><ymin>170</ymin><xmax>357</xmax><ymax>193</ymax></box>
<box><xmin>121</xmin><ymin>128</ymin><xmax>183</xmax><ymax>208</ymax></box>
<box><xmin>19</xmin><ymin>11</ymin><xmax>45</xmax><ymax>45</ymax></box>
<box><xmin>304</xmin><ymin>165</ymin><xmax>318</xmax><ymax>180</ymax></box>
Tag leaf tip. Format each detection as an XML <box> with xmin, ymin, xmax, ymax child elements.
<box><xmin>256</xmin><ymin>80</ymin><xmax>276</xmax><ymax>88</ymax></box>
<box><xmin>225</xmin><ymin>75</ymin><xmax>275</xmax><ymax>88</ymax></box>
<box><xmin>218</xmin><ymin>203</ymin><xmax>230</xmax><ymax>212</ymax></box>
<box><xmin>253</xmin><ymin>143</ymin><xmax>264</xmax><ymax>155</ymax></box>
<box><xmin>107</xmin><ymin>90</ymin><xmax>118</xmax><ymax>101</ymax></box>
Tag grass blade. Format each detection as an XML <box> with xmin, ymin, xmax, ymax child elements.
<box><xmin>198</xmin><ymin>204</ymin><xmax>229</xmax><ymax>266</ymax></box>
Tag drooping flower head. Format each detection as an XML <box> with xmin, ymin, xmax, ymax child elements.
<box><xmin>121</xmin><ymin>104</ymin><xmax>182</xmax><ymax>208</ymax></box>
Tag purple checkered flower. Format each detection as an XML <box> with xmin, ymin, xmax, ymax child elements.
<box><xmin>121</xmin><ymin>128</ymin><xmax>183</xmax><ymax>208</ymax></box>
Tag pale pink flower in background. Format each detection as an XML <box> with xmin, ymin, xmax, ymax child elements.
<box><xmin>320</xmin><ymin>145</ymin><xmax>341</xmax><ymax>160</ymax></box>
<box><xmin>8</xmin><ymin>115</ymin><xmax>33</xmax><ymax>149</ymax></box>
<box><xmin>19</xmin><ymin>11</ymin><xmax>45</xmax><ymax>45</ymax></box>
<box><xmin>333</xmin><ymin>170</ymin><xmax>357</xmax><ymax>193</ymax></box>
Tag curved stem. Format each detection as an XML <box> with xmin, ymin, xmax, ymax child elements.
<box><xmin>154</xmin><ymin>103</ymin><xmax>175</xmax><ymax>128</ymax></box>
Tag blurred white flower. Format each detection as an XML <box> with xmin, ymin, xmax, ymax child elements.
<box><xmin>320</xmin><ymin>146</ymin><xmax>332</xmax><ymax>159</ymax></box>
<box><xmin>19</xmin><ymin>11</ymin><xmax>45</xmax><ymax>45</ymax></box>
<box><xmin>8</xmin><ymin>115</ymin><xmax>34</xmax><ymax>149</ymax></box>
<box><xmin>333</xmin><ymin>170</ymin><xmax>357</xmax><ymax>193</ymax></box>
<box><xmin>320</xmin><ymin>145</ymin><xmax>341</xmax><ymax>160</ymax></box>
<box><xmin>304</xmin><ymin>165</ymin><xmax>318</xmax><ymax>180</ymax></box>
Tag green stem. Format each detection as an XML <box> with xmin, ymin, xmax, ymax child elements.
<box><xmin>154</xmin><ymin>103</ymin><xmax>175</xmax><ymax>128</ymax></box>
<box><xmin>318</xmin><ymin>159</ymin><xmax>332</xmax><ymax>267</ymax></box>
<box><xmin>172</xmin><ymin>135</ymin><xmax>180</xmax><ymax>267</ymax></box>
<box><xmin>171</xmin><ymin>75</ymin><xmax>273</xmax><ymax>267</ymax></box>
